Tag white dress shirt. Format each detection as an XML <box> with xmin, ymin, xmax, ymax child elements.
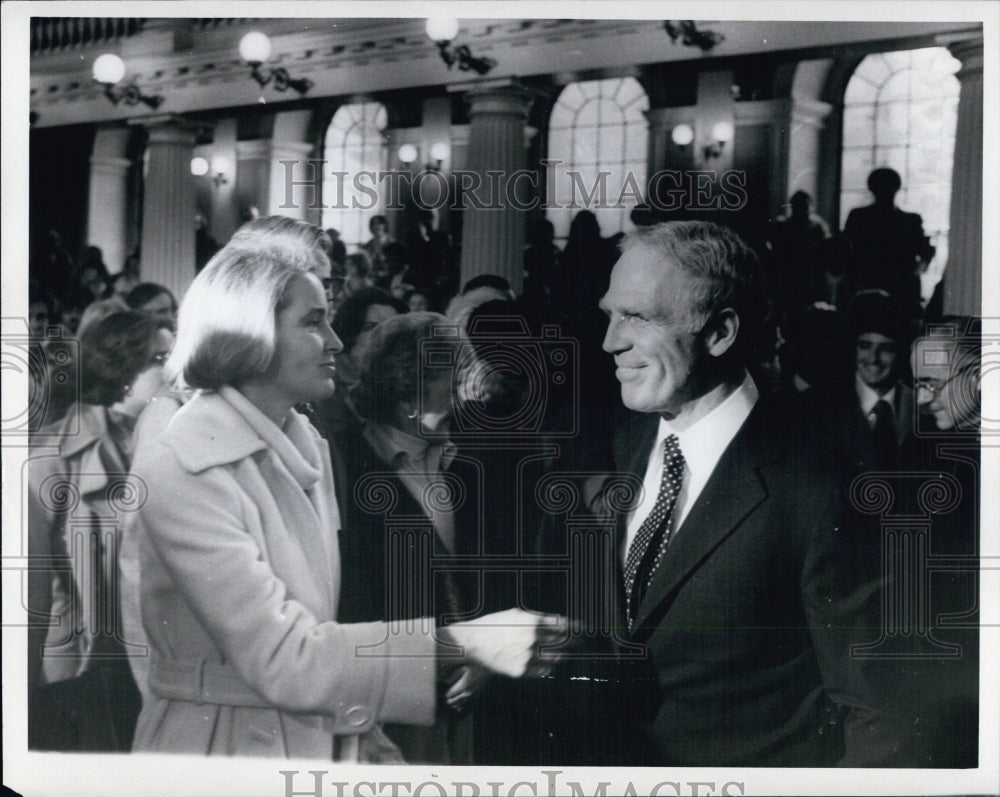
<box><xmin>855</xmin><ymin>373</ymin><xmax>896</xmax><ymax>430</ymax></box>
<box><xmin>622</xmin><ymin>373</ymin><xmax>759</xmax><ymax>566</ymax></box>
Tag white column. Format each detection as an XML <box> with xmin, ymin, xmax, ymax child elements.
<box><xmin>270</xmin><ymin>141</ymin><xmax>316</xmax><ymax>220</ymax></box>
<box><xmin>86</xmin><ymin>127</ymin><xmax>131</xmax><ymax>273</ymax></box>
<box><xmin>943</xmin><ymin>37</ymin><xmax>983</xmax><ymax>317</ymax></box>
<box><xmin>459</xmin><ymin>85</ymin><xmax>534</xmax><ymax>293</ymax></box>
<box><xmin>138</xmin><ymin>117</ymin><xmax>200</xmax><ymax>302</ymax></box>
<box><xmin>787</xmin><ymin>94</ymin><xmax>833</xmax><ymax>202</ymax></box>
<box><xmin>235</xmin><ymin>139</ymin><xmax>271</xmax><ymax>224</ymax></box>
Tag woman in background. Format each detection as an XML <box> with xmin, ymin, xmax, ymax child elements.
<box><xmin>313</xmin><ymin>286</ymin><xmax>403</xmax><ymax>441</ymax></box>
<box><xmin>339</xmin><ymin>312</ymin><xmax>483</xmax><ymax>762</ymax></box>
<box><xmin>125</xmin><ymin>215</ymin><xmax>561</xmax><ymax>761</ymax></box>
<box><xmin>28</xmin><ymin>310</ymin><xmax>175</xmax><ymax>751</ymax></box>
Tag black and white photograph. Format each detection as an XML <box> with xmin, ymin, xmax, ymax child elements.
<box><xmin>2</xmin><ymin>2</ymin><xmax>997</xmax><ymax>795</ymax></box>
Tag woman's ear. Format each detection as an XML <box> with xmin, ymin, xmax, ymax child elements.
<box><xmin>704</xmin><ymin>308</ymin><xmax>740</xmax><ymax>358</ymax></box>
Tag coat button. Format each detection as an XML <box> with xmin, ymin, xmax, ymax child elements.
<box><xmin>345</xmin><ymin>705</ymin><xmax>370</xmax><ymax>726</ymax></box>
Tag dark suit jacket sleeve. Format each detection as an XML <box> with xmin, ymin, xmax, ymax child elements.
<box><xmin>798</xmin><ymin>466</ymin><xmax>914</xmax><ymax>766</ymax></box>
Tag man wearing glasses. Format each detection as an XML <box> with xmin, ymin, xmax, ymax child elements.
<box><xmin>896</xmin><ymin>315</ymin><xmax>982</xmax><ymax>767</ymax></box>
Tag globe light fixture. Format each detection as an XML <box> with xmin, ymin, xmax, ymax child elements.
<box><xmin>238</xmin><ymin>31</ymin><xmax>313</xmax><ymax>95</ymax></box>
<box><xmin>190</xmin><ymin>157</ymin><xmax>210</xmax><ymax>177</ymax></box>
<box><xmin>671</xmin><ymin>124</ymin><xmax>695</xmax><ymax>146</ymax></box>
<box><xmin>425</xmin><ymin>18</ymin><xmax>460</xmax><ymax>43</ymax></box>
<box><xmin>426</xmin><ymin>18</ymin><xmax>495</xmax><ymax>75</ymax></box>
<box><xmin>92</xmin><ymin>53</ymin><xmax>163</xmax><ymax>109</ymax></box>
<box><xmin>398</xmin><ymin>144</ymin><xmax>418</xmax><ymax>164</ymax></box>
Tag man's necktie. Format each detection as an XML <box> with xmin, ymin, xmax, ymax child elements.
<box><xmin>871</xmin><ymin>398</ymin><xmax>895</xmax><ymax>468</ymax></box>
<box><xmin>624</xmin><ymin>434</ymin><xmax>684</xmax><ymax>629</ymax></box>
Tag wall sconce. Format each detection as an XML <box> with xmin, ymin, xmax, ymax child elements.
<box><xmin>429</xmin><ymin>141</ymin><xmax>450</xmax><ymax>170</ymax></box>
<box><xmin>238</xmin><ymin>31</ymin><xmax>314</xmax><ymax>95</ymax></box>
<box><xmin>703</xmin><ymin>121</ymin><xmax>734</xmax><ymax>160</ymax></box>
<box><xmin>92</xmin><ymin>53</ymin><xmax>164</xmax><ymax>109</ymax></box>
<box><xmin>425</xmin><ymin>18</ymin><xmax>496</xmax><ymax>75</ymax></box>
<box><xmin>663</xmin><ymin>20</ymin><xmax>725</xmax><ymax>52</ymax></box>
<box><xmin>191</xmin><ymin>155</ymin><xmax>230</xmax><ymax>187</ymax></box>
<box><xmin>398</xmin><ymin>144</ymin><xmax>418</xmax><ymax>164</ymax></box>
<box><xmin>671</xmin><ymin>124</ymin><xmax>695</xmax><ymax>147</ymax></box>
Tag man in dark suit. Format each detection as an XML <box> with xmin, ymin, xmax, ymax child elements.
<box><xmin>797</xmin><ymin>289</ymin><xmax>915</xmax><ymax>474</ymax></box>
<box><xmin>843</xmin><ymin>167</ymin><xmax>935</xmax><ymax>325</ymax></box>
<box><xmin>597</xmin><ymin>220</ymin><xmax>906</xmax><ymax>766</ymax></box>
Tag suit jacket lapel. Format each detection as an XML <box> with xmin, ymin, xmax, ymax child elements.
<box><xmin>630</xmin><ymin>403</ymin><xmax>775</xmax><ymax>635</ymax></box>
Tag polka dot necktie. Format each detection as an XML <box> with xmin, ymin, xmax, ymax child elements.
<box><xmin>624</xmin><ymin>434</ymin><xmax>685</xmax><ymax>629</ymax></box>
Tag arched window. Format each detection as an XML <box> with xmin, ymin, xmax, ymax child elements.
<box><xmin>322</xmin><ymin>102</ymin><xmax>388</xmax><ymax>249</ymax></box>
<box><xmin>840</xmin><ymin>47</ymin><xmax>960</xmax><ymax>283</ymax></box>
<box><xmin>547</xmin><ymin>77</ymin><xmax>649</xmax><ymax>245</ymax></box>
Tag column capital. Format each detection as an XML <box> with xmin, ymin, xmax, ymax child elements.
<box><xmin>270</xmin><ymin>141</ymin><xmax>315</xmax><ymax>160</ymax></box>
<box><xmin>132</xmin><ymin>114</ymin><xmax>206</xmax><ymax>145</ymax></box>
<box><xmin>945</xmin><ymin>36</ymin><xmax>983</xmax><ymax>79</ymax></box>
<box><xmin>790</xmin><ymin>94</ymin><xmax>833</xmax><ymax>130</ymax></box>
<box><xmin>464</xmin><ymin>84</ymin><xmax>534</xmax><ymax>120</ymax></box>
<box><xmin>236</xmin><ymin>139</ymin><xmax>272</xmax><ymax>162</ymax></box>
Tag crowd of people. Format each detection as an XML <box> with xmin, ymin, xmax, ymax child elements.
<box><xmin>24</xmin><ymin>168</ymin><xmax>981</xmax><ymax>767</ymax></box>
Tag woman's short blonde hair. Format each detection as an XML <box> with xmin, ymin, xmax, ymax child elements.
<box><xmin>167</xmin><ymin>216</ymin><xmax>331</xmax><ymax>390</ymax></box>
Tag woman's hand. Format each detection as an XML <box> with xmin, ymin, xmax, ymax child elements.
<box><xmin>438</xmin><ymin>608</ymin><xmax>567</xmax><ymax>678</ymax></box>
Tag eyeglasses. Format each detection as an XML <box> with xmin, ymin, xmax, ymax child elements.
<box><xmin>913</xmin><ymin>369</ymin><xmax>969</xmax><ymax>399</ymax></box>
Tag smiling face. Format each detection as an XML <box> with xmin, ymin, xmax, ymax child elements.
<box><xmin>855</xmin><ymin>332</ymin><xmax>899</xmax><ymax>391</ymax></box>
<box><xmin>600</xmin><ymin>243</ymin><xmax>712</xmax><ymax>417</ymax></box>
<box><xmin>253</xmin><ymin>273</ymin><xmax>344</xmax><ymax>414</ymax></box>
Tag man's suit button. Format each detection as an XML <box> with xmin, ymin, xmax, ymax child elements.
<box><xmin>345</xmin><ymin>706</ymin><xmax>370</xmax><ymax>727</ymax></box>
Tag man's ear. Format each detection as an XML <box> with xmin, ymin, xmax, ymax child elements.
<box><xmin>704</xmin><ymin>308</ymin><xmax>740</xmax><ymax>357</ymax></box>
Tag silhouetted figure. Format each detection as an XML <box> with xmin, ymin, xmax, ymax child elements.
<box><xmin>406</xmin><ymin>209</ymin><xmax>449</xmax><ymax>289</ymax></box>
<box><xmin>560</xmin><ymin>210</ymin><xmax>618</xmax><ymax>319</ymax></box>
<box><xmin>523</xmin><ymin>219</ymin><xmax>561</xmax><ymax>319</ymax></box>
<box><xmin>362</xmin><ymin>214</ymin><xmax>394</xmax><ymax>275</ymax></box>
<box><xmin>32</xmin><ymin>228</ymin><xmax>76</xmax><ymax>306</ymax></box>
<box><xmin>766</xmin><ymin>191</ymin><xmax>830</xmax><ymax>325</ymax></box>
<box><xmin>195</xmin><ymin>213</ymin><xmax>220</xmax><ymax>273</ymax></box>
<box><xmin>75</xmin><ymin>246</ymin><xmax>112</xmax><ymax>302</ymax></box>
<box><xmin>843</xmin><ymin>168</ymin><xmax>934</xmax><ymax>325</ymax></box>
<box><xmin>807</xmin><ymin>233</ymin><xmax>859</xmax><ymax>313</ymax></box>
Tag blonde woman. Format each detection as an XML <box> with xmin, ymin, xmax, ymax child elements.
<box><xmin>126</xmin><ymin>216</ymin><xmax>561</xmax><ymax>760</ymax></box>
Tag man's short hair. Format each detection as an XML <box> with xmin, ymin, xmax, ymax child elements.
<box><xmin>867</xmin><ymin>167</ymin><xmax>902</xmax><ymax>195</ymax></box>
<box><xmin>848</xmin><ymin>289</ymin><xmax>912</xmax><ymax>343</ymax></box>
<box><xmin>620</xmin><ymin>221</ymin><xmax>768</xmax><ymax>349</ymax></box>
<box><xmin>168</xmin><ymin>216</ymin><xmax>331</xmax><ymax>391</ymax></box>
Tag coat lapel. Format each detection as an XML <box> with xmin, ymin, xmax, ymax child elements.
<box><xmin>630</xmin><ymin>404</ymin><xmax>776</xmax><ymax>635</ymax></box>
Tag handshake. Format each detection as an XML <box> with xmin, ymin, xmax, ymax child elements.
<box><xmin>436</xmin><ymin>608</ymin><xmax>568</xmax><ymax>710</ymax></box>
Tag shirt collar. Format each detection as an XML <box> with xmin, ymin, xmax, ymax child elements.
<box><xmin>855</xmin><ymin>373</ymin><xmax>896</xmax><ymax>416</ymax></box>
<box><xmin>656</xmin><ymin>372</ymin><xmax>759</xmax><ymax>482</ymax></box>
<box><xmin>363</xmin><ymin>421</ymin><xmax>454</xmax><ymax>472</ymax></box>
